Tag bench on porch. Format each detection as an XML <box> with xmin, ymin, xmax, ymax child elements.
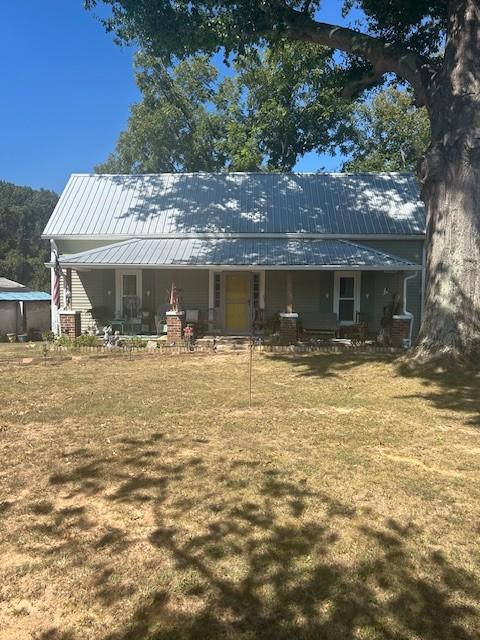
<box><xmin>300</xmin><ymin>312</ymin><xmax>339</xmax><ymax>338</ymax></box>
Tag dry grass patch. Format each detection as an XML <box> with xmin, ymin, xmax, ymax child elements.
<box><xmin>0</xmin><ymin>348</ymin><xmax>480</xmax><ymax>639</ymax></box>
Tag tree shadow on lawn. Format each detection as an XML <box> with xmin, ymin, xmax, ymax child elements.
<box><xmin>21</xmin><ymin>430</ymin><xmax>480</xmax><ymax>640</ymax></box>
<box><xmin>269</xmin><ymin>351</ymin><xmax>480</xmax><ymax>427</ymax></box>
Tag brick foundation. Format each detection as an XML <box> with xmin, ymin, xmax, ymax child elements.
<box><xmin>391</xmin><ymin>315</ymin><xmax>412</xmax><ymax>347</ymax></box>
<box><xmin>279</xmin><ymin>312</ymin><xmax>298</xmax><ymax>345</ymax></box>
<box><xmin>59</xmin><ymin>311</ymin><xmax>81</xmax><ymax>339</ymax></box>
<box><xmin>166</xmin><ymin>311</ymin><xmax>185</xmax><ymax>342</ymax></box>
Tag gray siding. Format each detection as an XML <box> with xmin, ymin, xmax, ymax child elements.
<box><xmin>361</xmin><ymin>240</ymin><xmax>424</xmax><ymax>337</ymax></box>
<box><xmin>155</xmin><ymin>270</ymin><xmax>210</xmax><ymax>317</ymax></box>
<box><xmin>67</xmin><ymin>260</ymin><xmax>422</xmax><ymax>338</ymax></box>
<box><xmin>265</xmin><ymin>267</ymin><xmax>419</xmax><ymax>339</ymax></box>
<box><xmin>71</xmin><ymin>269</ymin><xmax>115</xmax><ymax>332</ymax></box>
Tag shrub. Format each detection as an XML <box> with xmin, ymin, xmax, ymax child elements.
<box><xmin>42</xmin><ymin>330</ymin><xmax>55</xmax><ymax>342</ymax></box>
<box><xmin>73</xmin><ymin>334</ymin><xmax>99</xmax><ymax>348</ymax></box>
<box><xmin>55</xmin><ymin>335</ymin><xmax>72</xmax><ymax>347</ymax></box>
<box><xmin>124</xmin><ymin>337</ymin><xmax>147</xmax><ymax>348</ymax></box>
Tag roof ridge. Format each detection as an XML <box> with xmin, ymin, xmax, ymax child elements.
<box><xmin>69</xmin><ymin>171</ymin><xmax>416</xmax><ymax>177</ymax></box>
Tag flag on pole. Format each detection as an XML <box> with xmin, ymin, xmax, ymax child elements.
<box><xmin>52</xmin><ymin>252</ymin><xmax>61</xmax><ymax>308</ymax></box>
<box><xmin>169</xmin><ymin>281</ymin><xmax>178</xmax><ymax>311</ymax></box>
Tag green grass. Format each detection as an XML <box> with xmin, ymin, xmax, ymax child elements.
<box><xmin>1</xmin><ymin>347</ymin><xmax>480</xmax><ymax>639</ymax></box>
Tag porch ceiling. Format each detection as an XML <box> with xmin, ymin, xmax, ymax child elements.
<box><xmin>54</xmin><ymin>238</ymin><xmax>420</xmax><ymax>271</ymax></box>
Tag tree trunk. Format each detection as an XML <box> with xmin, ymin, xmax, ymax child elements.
<box><xmin>415</xmin><ymin>0</ymin><xmax>480</xmax><ymax>362</ymax></box>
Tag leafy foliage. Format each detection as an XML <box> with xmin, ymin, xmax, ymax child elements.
<box><xmin>0</xmin><ymin>181</ymin><xmax>58</xmax><ymax>291</ymax></box>
<box><xmin>343</xmin><ymin>88</ymin><xmax>430</xmax><ymax>172</ymax></box>
<box><xmin>85</xmin><ymin>1</ymin><xmax>447</xmax><ymax>65</ymax></box>
<box><xmin>97</xmin><ymin>43</ymin><xmax>352</xmax><ymax>173</ymax></box>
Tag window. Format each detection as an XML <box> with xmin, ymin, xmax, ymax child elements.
<box><xmin>334</xmin><ymin>272</ymin><xmax>360</xmax><ymax>325</ymax></box>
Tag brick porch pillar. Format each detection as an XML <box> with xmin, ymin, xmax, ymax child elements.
<box><xmin>59</xmin><ymin>310</ymin><xmax>81</xmax><ymax>339</ymax></box>
<box><xmin>279</xmin><ymin>312</ymin><xmax>299</xmax><ymax>345</ymax></box>
<box><xmin>166</xmin><ymin>311</ymin><xmax>185</xmax><ymax>342</ymax></box>
<box><xmin>391</xmin><ymin>314</ymin><xmax>412</xmax><ymax>347</ymax></box>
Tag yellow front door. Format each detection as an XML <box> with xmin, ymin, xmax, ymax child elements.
<box><xmin>225</xmin><ymin>273</ymin><xmax>250</xmax><ymax>332</ymax></box>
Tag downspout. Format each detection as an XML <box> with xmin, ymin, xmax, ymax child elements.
<box><xmin>402</xmin><ymin>271</ymin><xmax>418</xmax><ymax>347</ymax></box>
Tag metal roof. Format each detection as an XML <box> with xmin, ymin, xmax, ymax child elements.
<box><xmin>58</xmin><ymin>238</ymin><xmax>419</xmax><ymax>270</ymax></box>
<box><xmin>0</xmin><ymin>291</ymin><xmax>50</xmax><ymax>302</ymax></box>
<box><xmin>43</xmin><ymin>172</ymin><xmax>425</xmax><ymax>238</ymax></box>
<box><xmin>0</xmin><ymin>276</ymin><xmax>26</xmax><ymax>290</ymax></box>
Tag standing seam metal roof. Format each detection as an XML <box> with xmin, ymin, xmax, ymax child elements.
<box><xmin>58</xmin><ymin>238</ymin><xmax>419</xmax><ymax>268</ymax></box>
<box><xmin>43</xmin><ymin>172</ymin><xmax>426</xmax><ymax>238</ymax></box>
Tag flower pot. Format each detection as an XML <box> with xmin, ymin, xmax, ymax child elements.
<box><xmin>6</xmin><ymin>333</ymin><xmax>16</xmax><ymax>343</ymax></box>
<box><xmin>17</xmin><ymin>334</ymin><xmax>28</xmax><ymax>343</ymax></box>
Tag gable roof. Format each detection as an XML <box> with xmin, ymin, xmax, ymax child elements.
<box><xmin>0</xmin><ymin>276</ymin><xmax>50</xmax><ymax>301</ymax></box>
<box><xmin>56</xmin><ymin>237</ymin><xmax>420</xmax><ymax>270</ymax></box>
<box><xmin>42</xmin><ymin>172</ymin><xmax>425</xmax><ymax>239</ymax></box>
<box><xmin>0</xmin><ymin>276</ymin><xmax>25</xmax><ymax>290</ymax></box>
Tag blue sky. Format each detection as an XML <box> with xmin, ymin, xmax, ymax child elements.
<box><xmin>0</xmin><ymin>1</ymin><xmax>350</xmax><ymax>194</ymax></box>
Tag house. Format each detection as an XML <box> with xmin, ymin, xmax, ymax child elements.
<box><xmin>42</xmin><ymin>172</ymin><xmax>425</xmax><ymax>344</ymax></box>
<box><xmin>0</xmin><ymin>277</ymin><xmax>51</xmax><ymax>339</ymax></box>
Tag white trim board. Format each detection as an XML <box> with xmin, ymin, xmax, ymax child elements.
<box><xmin>115</xmin><ymin>269</ymin><xmax>142</xmax><ymax>317</ymax></box>
<box><xmin>43</xmin><ymin>233</ymin><xmax>426</xmax><ymax>241</ymax></box>
<box><xmin>54</xmin><ymin>263</ymin><xmax>421</xmax><ymax>272</ymax></box>
<box><xmin>333</xmin><ymin>271</ymin><xmax>361</xmax><ymax>326</ymax></box>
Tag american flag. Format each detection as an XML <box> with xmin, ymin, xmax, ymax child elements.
<box><xmin>52</xmin><ymin>252</ymin><xmax>61</xmax><ymax>308</ymax></box>
<box><xmin>169</xmin><ymin>281</ymin><xmax>179</xmax><ymax>311</ymax></box>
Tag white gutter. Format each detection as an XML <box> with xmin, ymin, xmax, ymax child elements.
<box><xmin>41</xmin><ymin>232</ymin><xmax>426</xmax><ymax>241</ymax></box>
<box><xmin>45</xmin><ymin>262</ymin><xmax>422</xmax><ymax>272</ymax></box>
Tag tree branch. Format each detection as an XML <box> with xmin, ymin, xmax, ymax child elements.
<box><xmin>278</xmin><ymin>11</ymin><xmax>433</xmax><ymax>106</ymax></box>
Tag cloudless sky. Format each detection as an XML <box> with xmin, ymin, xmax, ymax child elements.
<box><xmin>0</xmin><ymin>1</ymin><xmax>351</xmax><ymax>194</ymax></box>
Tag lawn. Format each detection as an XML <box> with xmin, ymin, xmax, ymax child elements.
<box><xmin>1</xmin><ymin>346</ymin><xmax>480</xmax><ymax>640</ymax></box>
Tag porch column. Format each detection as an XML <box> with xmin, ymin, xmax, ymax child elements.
<box><xmin>259</xmin><ymin>270</ymin><xmax>265</xmax><ymax>311</ymax></box>
<box><xmin>166</xmin><ymin>310</ymin><xmax>185</xmax><ymax>343</ymax></box>
<box><xmin>279</xmin><ymin>270</ymin><xmax>298</xmax><ymax>344</ymax></box>
<box><xmin>286</xmin><ymin>270</ymin><xmax>293</xmax><ymax>313</ymax></box>
<box><xmin>208</xmin><ymin>270</ymin><xmax>215</xmax><ymax>321</ymax></box>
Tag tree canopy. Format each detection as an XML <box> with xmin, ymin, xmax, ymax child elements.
<box><xmin>0</xmin><ymin>181</ymin><xmax>58</xmax><ymax>292</ymax></box>
<box><xmin>97</xmin><ymin>43</ymin><xmax>353</xmax><ymax>173</ymax></box>
<box><xmin>85</xmin><ymin>0</ymin><xmax>446</xmax><ymax>107</ymax></box>
<box><xmin>343</xmin><ymin>88</ymin><xmax>430</xmax><ymax>172</ymax></box>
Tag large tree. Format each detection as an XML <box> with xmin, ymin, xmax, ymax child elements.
<box><xmin>87</xmin><ymin>0</ymin><xmax>480</xmax><ymax>361</ymax></box>
<box><xmin>343</xmin><ymin>88</ymin><xmax>430</xmax><ymax>172</ymax></box>
<box><xmin>0</xmin><ymin>181</ymin><xmax>58</xmax><ymax>291</ymax></box>
<box><xmin>98</xmin><ymin>44</ymin><xmax>350</xmax><ymax>173</ymax></box>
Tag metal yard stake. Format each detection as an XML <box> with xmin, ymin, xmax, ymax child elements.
<box><xmin>249</xmin><ymin>334</ymin><xmax>253</xmax><ymax>408</ymax></box>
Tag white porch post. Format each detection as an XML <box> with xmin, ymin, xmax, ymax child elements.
<box><xmin>50</xmin><ymin>239</ymin><xmax>59</xmax><ymax>335</ymax></box>
<box><xmin>208</xmin><ymin>269</ymin><xmax>215</xmax><ymax>320</ymax></box>
<box><xmin>259</xmin><ymin>270</ymin><xmax>266</xmax><ymax>310</ymax></box>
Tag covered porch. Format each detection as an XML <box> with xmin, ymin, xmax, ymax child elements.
<box><xmin>53</xmin><ymin>237</ymin><xmax>422</xmax><ymax>344</ymax></box>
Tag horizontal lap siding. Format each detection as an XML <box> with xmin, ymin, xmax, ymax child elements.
<box><xmin>155</xmin><ymin>270</ymin><xmax>209</xmax><ymax>318</ymax></box>
<box><xmin>71</xmin><ymin>269</ymin><xmax>115</xmax><ymax>332</ymax></box>
<box><xmin>56</xmin><ymin>240</ymin><xmax>118</xmax><ymax>254</ymax></box>
<box><xmin>360</xmin><ymin>240</ymin><xmax>424</xmax><ymax>338</ymax></box>
<box><xmin>265</xmin><ymin>272</ymin><xmax>286</xmax><ymax>320</ymax></box>
<box><xmin>265</xmin><ymin>271</ymin><xmax>334</xmax><ymax>319</ymax></box>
